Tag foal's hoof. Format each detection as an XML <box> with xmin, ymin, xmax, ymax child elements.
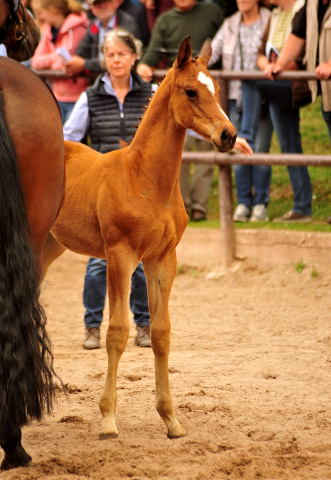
<box><xmin>0</xmin><ymin>445</ymin><xmax>32</xmax><ymax>471</ymax></box>
<box><xmin>99</xmin><ymin>433</ymin><xmax>118</xmax><ymax>440</ymax></box>
<box><xmin>167</xmin><ymin>424</ymin><xmax>187</xmax><ymax>439</ymax></box>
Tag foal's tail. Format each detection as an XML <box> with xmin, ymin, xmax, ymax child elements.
<box><xmin>0</xmin><ymin>93</ymin><xmax>55</xmax><ymax>433</ymax></box>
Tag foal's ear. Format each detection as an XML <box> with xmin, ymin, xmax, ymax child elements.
<box><xmin>175</xmin><ymin>36</ymin><xmax>192</xmax><ymax>70</ymax></box>
<box><xmin>197</xmin><ymin>38</ymin><xmax>212</xmax><ymax>67</ymax></box>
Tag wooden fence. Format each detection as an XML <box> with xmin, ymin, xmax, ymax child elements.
<box><xmin>35</xmin><ymin>69</ymin><xmax>331</xmax><ymax>267</ymax></box>
<box><xmin>154</xmin><ymin>70</ymin><xmax>331</xmax><ymax>267</ymax></box>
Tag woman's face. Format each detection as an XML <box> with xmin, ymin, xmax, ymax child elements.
<box><xmin>236</xmin><ymin>0</ymin><xmax>259</xmax><ymax>14</ymax></box>
<box><xmin>104</xmin><ymin>39</ymin><xmax>136</xmax><ymax>80</ymax></box>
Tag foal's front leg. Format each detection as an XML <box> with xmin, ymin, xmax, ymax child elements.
<box><xmin>99</xmin><ymin>253</ymin><xmax>133</xmax><ymax>438</ymax></box>
<box><xmin>144</xmin><ymin>250</ymin><xmax>186</xmax><ymax>438</ymax></box>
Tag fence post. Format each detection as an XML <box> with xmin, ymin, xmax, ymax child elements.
<box><xmin>217</xmin><ymin>78</ymin><xmax>236</xmax><ymax>267</ymax></box>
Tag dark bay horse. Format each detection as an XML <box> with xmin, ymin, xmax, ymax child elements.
<box><xmin>42</xmin><ymin>38</ymin><xmax>237</xmax><ymax>440</ymax></box>
<box><xmin>0</xmin><ymin>1</ymin><xmax>64</xmax><ymax>470</ymax></box>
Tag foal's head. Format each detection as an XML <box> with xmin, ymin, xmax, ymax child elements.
<box><xmin>171</xmin><ymin>37</ymin><xmax>237</xmax><ymax>152</ymax></box>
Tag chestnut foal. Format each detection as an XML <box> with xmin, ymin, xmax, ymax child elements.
<box><xmin>42</xmin><ymin>37</ymin><xmax>237</xmax><ymax>439</ymax></box>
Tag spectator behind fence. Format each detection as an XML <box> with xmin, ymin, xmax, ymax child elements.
<box><xmin>117</xmin><ymin>0</ymin><xmax>150</xmax><ymax>46</ymax></box>
<box><xmin>31</xmin><ymin>0</ymin><xmax>89</xmax><ymax>123</ymax></box>
<box><xmin>63</xmin><ymin>28</ymin><xmax>152</xmax><ymax>349</ymax></box>
<box><xmin>209</xmin><ymin>0</ymin><xmax>273</xmax><ymax>223</ymax></box>
<box><xmin>137</xmin><ymin>0</ymin><xmax>224</xmax><ymax>221</ymax></box>
<box><xmin>263</xmin><ymin>0</ymin><xmax>331</xmax><ymax>222</ymax></box>
<box><xmin>138</xmin><ymin>0</ymin><xmax>173</xmax><ymax>33</ymax></box>
<box><xmin>240</xmin><ymin>0</ymin><xmax>313</xmax><ymax>223</ymax></box>
<box><xmin>63</xmin><ymin>0</ymin><xmax>140</xmax><ymax>78</ymax></box>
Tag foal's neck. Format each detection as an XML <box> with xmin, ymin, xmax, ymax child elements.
<box><xmin>129</xmin><ymin>72</ymin><xmax>186</xmax><ymax>196</ymax></box>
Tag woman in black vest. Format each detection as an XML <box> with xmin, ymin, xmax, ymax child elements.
<box><xmin>64</xmin><ymin>27</ymin><xmax>153</xmax><ymax>349</ymax></box>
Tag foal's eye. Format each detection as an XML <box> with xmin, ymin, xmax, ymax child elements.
<box><xmin>185</xmin><ymin>89</ymin><xmax>197</xmax><ymax>98</ymax></box>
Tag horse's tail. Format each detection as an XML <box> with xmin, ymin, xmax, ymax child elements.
<box><xmin>0</xmin><ymin>92</ymin><xmax>55</xmax><ymax>433</ymax></box>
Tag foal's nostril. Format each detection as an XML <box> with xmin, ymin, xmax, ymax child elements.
<box><xmin>220</xmin><ymin>128</ymin><xmax>232</xmax><ymax>144</ymax></box>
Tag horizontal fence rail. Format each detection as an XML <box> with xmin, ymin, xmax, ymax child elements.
<box><xmin>33</xmin><ymin>69</ymin><xmax>331</xmax><ymax>267</ymax></box>
<box><xmin>181</xmin><ymin>152</ymin><xmax>331</xmax><ymax>167</ymax></box>
<box><xmin>32</xmin><ymin>69</ymin><xmax>322</xmax><ymax>81</ymax></box>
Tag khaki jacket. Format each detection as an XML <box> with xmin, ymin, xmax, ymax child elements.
<box><xmin>304</xmin><ymin>0</ymin><xmax>331</xmax><ymax>110</ymax></box>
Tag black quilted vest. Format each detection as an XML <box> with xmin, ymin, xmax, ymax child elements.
<box><xmin>86</xmin><ymin>71</ymin><xmax>152</xmax><ymax>153</ymax></box>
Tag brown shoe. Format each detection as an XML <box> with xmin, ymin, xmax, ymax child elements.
<box><xmin>191</xmin><ymin>209</ymin><xmax>206</xmax><ymax>221</ymax></box>
<box><xmin>134</xmin><ymin>325</ymin><xmax>151</xmax><ymax>347</ymax></box>
<box><xmin>83</xmin><ymin>327</ymin><xmax>100</xmax><ymax>350</ymax></box>
<box><xmin>273</xmin><ymin>210</ymin><xmax>312</xmax><ymax>223</ymax></box>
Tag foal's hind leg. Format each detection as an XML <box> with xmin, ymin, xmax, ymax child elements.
<box><xmin>143</xmin><ymin>250</ymin><xmax>186</xmax><ymax>438</ymax></box>
<box><xmin>99</xmin><ymin>251</ymin><xmax>133</xmax><ymax>438</ymax></box>
<box><xmin>0</xmin><ymin>425</ymin><xmax>32</xmax><ymax>471</ymax></box>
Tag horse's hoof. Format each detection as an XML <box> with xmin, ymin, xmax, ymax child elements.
<box><xmin>167</xmin><ymin>425</ymin><xmax>187</xmax><ymax>439</ymax></box>
<box><xmin>99</xmin><ymin>433</ymin><xmax>118</xmax><ymax>440</ymax></box>
<box><xmin>0</xmin><ymin>447</ymin><xmax>32</xmax><ymax>471</ymax></box>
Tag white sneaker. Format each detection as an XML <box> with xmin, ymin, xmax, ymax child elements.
<box><xmin>233</xmin><ymin>204</ymin><xmax>250</xmax><ymax>222</ymax></box>
<box><xmin>250</xmin><ymin>204</ymin><xmax>268</xmax><ymax>222</ymax></box>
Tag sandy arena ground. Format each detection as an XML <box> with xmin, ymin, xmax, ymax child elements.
<box><xmin>2</xmin><ymin>232</ymin><xmax>331</xmax><ymax>480</ymax></box>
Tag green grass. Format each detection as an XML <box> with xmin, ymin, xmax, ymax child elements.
<box><xmin>188</xmin><ymin>97</ymin><xmax>331</xmax><ymax>232</ymax></box>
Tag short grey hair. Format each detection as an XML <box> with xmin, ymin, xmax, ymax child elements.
<box><xmin>101</xmin><ymin>27</ymin><xmax>143</xmax><ymax>60</ymax></box>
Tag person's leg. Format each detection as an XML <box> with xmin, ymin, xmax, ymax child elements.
<box><xmin>269</xmin><ymin>102</ymin><xmax>312</xmax><ymax>217</ymax></box>
<box><xmin>130</xmin><ymin>262</ymin><xmax>151</xmax><ymax>347</ymax></box>
<box><xmin>240</xmin><ymin>80</ymin><xmax>264</xmax><ymax>147</ymax></box>
<box><xmin>251</xmin><ymin>109</ymin><xmax>273</xmax><ymax>210</ymax></box>
<box><xmin>321</xmin><ymin>105</ymin><xmax>331</xmax><ymax>223</ymax></box>
<box><xmin>180</xmin><ymin>135</ymin><xmax>195</xmax><ymax>213</ymax></box>
<box><xmin>190</xmin><ymin>138</ymin><xmax>215</xmax><ymax>219</ymax></box>
<box><xmin>229</xmin><ymin>100</ymin><xmax>253</xmax><ymax>220</ymax></box>
<box><xmin>322</xmin><ymin>105</ymin><xmax>331</xmax><ymax>142</ymax></box>
<box><xmin>58</xmin><ymin>101</ymin><xmax>75</xmax><ymax>125</ymax></box>
<box><xmin>82</xmin><ymin>257</ymin><xmax>107</xmax><ymax>349</ymax></box>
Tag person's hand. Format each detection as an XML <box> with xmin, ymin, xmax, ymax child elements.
<box><xmin>264</xmin><ymin>61</ymin><xmax>283</xmax><ymax>80</ymax></box>
<box><xmin>64</xmin><ymin>55</ymin><xmax>86</xmax><ymax>76</ymax></box>
<box><xmin>136</xmin><ymin>63</ymin><xmax>154</xmax><ymax>82</ymax></box>
<box><xmin>316</xmin><ymin>62</ymin><xmax>331</xmax><ymax>80</ymax></box>
<box><xmin>234</xmin><ymin>137</ymin><xmax>253</xmax><ymax>157</ymax></box>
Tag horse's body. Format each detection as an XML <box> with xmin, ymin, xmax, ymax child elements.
<box><xmin>0</xmin><ymin>52</ymin><xmax>64</xmax><ymax>473</ymax></box>
<box><xmin>42</xmin><ymin>38</ymin><xmax>237</xmax><ymax>439</ymax></box>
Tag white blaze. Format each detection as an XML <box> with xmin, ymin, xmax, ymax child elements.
<box><xmin>217</xmin><ymin>104</ymin><xmax>229</xmax><ymax>121</ymax></box>
<box><xmin>197</xmin><ymin>71</ymin><xmax>229</xmax><ymax>121</ymax></box>
<box><xmin>197</xmin><ymin>71</ymin><xmax>215</xmax><ymax>96</ymax></box>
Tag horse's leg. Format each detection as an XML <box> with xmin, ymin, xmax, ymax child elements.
<box><xmin>40</xmin><ymin>232</ymin><xmax>67</xmax><ymax>283</ymax></box>
<box><xmin>99</xmin><ymin>251</ymin><xmax>132</xmax><ymax>438</ymax></box>
<box><xmin>143</xmin><ymin>250</ymin><xmax>186</xmax><ymax>438</ymax></box>
<box><xmin>0</xmin><ymin>425</ymin><xmax>32</xmax><ymax>471</ymax></box>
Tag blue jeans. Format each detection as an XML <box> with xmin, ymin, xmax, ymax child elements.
<box><xmin>229</xmin><ymin>99</ymin><xmax>273</xmax><ymax>208</ymax></box>
<box><xmin>58</xmin><ymin>101</ymin><xmax>75</xmax><ymax>125</ymax></box>
<box><xmin>322</xmin><ymin>105</ymin><xmax>331</xmax><ymax>142</ymax></box>
<box><xmin>83</xmin><ymin>258</ymin><xmax>150</xmax><ymax>328</ymax></box>
<box><xmin>241</xmin><ymin>80</ymin><xmax>312</xmax><ymax>215</ymax></box>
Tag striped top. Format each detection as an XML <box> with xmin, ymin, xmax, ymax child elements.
<box><xmin>271</xmin><ymin>7</ymin><xmax>294</xmax><ymax>52</ymax></box>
